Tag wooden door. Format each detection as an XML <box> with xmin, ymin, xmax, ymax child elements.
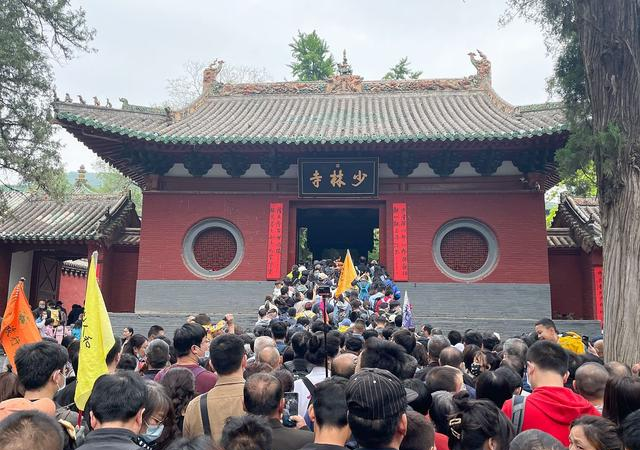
<box><xmin>34</xmin><ymin>256</ymin><xmax>61</xmax><ymax>303</ymax></box>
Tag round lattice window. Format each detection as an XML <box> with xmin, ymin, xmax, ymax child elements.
<box><xmin>433</xmin><ymin>219</ymin><xmax>498</xmax><ymax>281</ymax></box>
<box><xmin>183</xmin><ymin>219</ymin><xmax>244</xmax><ymax>278</ymax></box>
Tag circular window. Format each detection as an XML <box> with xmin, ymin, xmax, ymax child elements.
<box><xmin>183</xmin><ymin>219</ymin><xmax>244</xmax><ymax>279</ymax></box>
<box><xmin>433</xmin><ymin>219</ymin><xmax>498</xmax><ymax>281</ymax></box>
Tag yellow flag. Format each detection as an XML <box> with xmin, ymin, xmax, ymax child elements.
<box><xmin>74</xmin><ymin>251</ymin><xmax>115</xmax><ymax>411</ymax></box>
<box><xmin>335</xmin><ymin>250</ymin><xmax>357</xmax><ymax>298</ymax></box>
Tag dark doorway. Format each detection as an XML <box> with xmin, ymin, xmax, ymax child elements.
<box><xmin>296</xmin><ymin>208</ymin><xmax>379</xmax><ymax>263</ymax></box>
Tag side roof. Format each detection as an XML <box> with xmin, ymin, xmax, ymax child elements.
<box><xmin>550</xmin><ymin>195</ymin><xmax>601</xmax><ymax>252</ymax></box>
<box><xmin>0</xmin><ymin>189</ymin><xmax>140</xmax><ymax>245</ymax></box>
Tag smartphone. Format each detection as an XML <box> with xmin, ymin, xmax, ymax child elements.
<box><xmin>282</xmin><ymin>392</ymin><xmax>299</xmax><ymax>427</ymax></box>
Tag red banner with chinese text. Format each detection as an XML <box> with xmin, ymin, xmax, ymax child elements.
<box><xmin>392</xmin><ymin>203</ymin><xmax>408</xmax><ymax>281</ymax></box>
<box><xmin>266</xmin><ymin>203</ymin><xmax>284</xmax><ymax>280</ymax></box>
<box><xmin>593</xmin><ymin>266</ymin><xmax>604</xmax><ymax>327</ymax></box>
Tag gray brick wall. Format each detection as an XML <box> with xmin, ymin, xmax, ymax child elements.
<box><xmin>396</xmin><ymin>283</ymin><xmax>551</xmax><ymax>319</ymax></box>
<box><xmin>137</xmin><ymin>280</ymin><xmax>550</xmax><ymax>319</ymax></box>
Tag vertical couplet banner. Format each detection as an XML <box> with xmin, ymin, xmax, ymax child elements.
<box><xmin>593</xmin><ymin>266</ymin><xmax>604</xmax><ymax>327</ymax></box>
<box><xmin>392</xmin><ymin>203</ymin><xmax>408</xmax><ymax>281</ymax></box>
<box><xmin>266</xmin><ymin>203</ymin><xmax>284</xmax><ymax>280</ymax></box>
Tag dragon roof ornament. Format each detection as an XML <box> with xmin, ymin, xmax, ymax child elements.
<box><xmin>195</xmin><ymin>50</ymin><xmax>493</xmax><ymax>98</ymax></box>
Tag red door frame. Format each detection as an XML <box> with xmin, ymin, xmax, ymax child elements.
<box><xmin>286</xmin><ymin>200</ymin><xmax>386</xmax><ymax>269</ymax></box>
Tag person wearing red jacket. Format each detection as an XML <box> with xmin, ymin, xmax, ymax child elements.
<box><xmin>502</xmin><ymin>341</ymin><xmax>599</xmax><ymax>446</ymax></box>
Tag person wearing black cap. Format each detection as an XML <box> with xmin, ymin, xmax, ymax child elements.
<box><xmin>345</xmin><ymin>368</ymin><xmax>408</xmax><ymax>450</ymax></box>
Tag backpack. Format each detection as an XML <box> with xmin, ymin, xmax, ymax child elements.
<box><xmin>284</xmin><ymin>360</ymin><xmax>314</xmax><ymax>380</ymax></box>
<box><xmin>558</xmin><ymin>332</ymin><xmax>586</xmax><ymax>354</ymax></box>
<box><xmin>510</xmin><ymin>395</ymin><xmax>527</xmax><ymax>433</ymax></box>
<box><xmin>48</xmin><ymin>307</ymin><xmax>61</xmax><ymax>327</ymax></box>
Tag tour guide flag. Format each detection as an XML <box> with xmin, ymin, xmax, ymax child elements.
<box><xmin>402</xmin><ymin>291</ymin><xmax>415</xmax><ymax>329</ymax></box>
<box><xmin>335</xmin><ymin>250</ymin><xmax>357</xmax><ymax>298</ymax></box>
<box><xmin>75</xmin><ymin>251</ymin><xmax>115</xmax><ymax>411</ymax></box>
<box><xmin>0</xmin><ymin>279</ymin><xmax>42</xmax><ymax>367</ymax></box>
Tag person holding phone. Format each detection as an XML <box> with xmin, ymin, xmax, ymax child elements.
<box><xmin>244</xmin><ymin>373</ymin><xmax>314</xmax><ymax>450</ymax></box>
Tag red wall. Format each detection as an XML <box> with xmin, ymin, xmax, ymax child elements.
<box><xmin>59</xmin><ymin>273</ymin><xmax>87</xmax><ymax>311</ymax></box>
<box><xmin>139</xmin><ymin>191</ymin><xmax>549</xmax><ymax>284</ymax></box>
<box><xmin>548</xmin><ymin>249</ymin><xmax>601</xmax><ymax>320</ymax></box>
<box><xmin>548</xmin><ymin>251</ymin><xmax>585</xmax><ymax>318</ymax></box>
<box><xmin>382</xmin><ymin>192</ymin><xmax>549</xmax><ymax>283</ymax></box>
<box><xmin>103</xmin><ymin>248</ymin><xmax>138</xmax><ymax>312</ymax></box>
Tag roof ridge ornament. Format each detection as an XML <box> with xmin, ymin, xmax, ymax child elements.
<box><xmin>467</xmin><ymin>49</ymin><xmax>491</xmax><ymax>87</ymax></box>
<box><xmin>326</xmin><ymin>49</ymin><xmax>363</xmax><ymax>94</ymax></box>
<box><xmin>337</xmin><ymin>50</ymin><xmax>353</xmax><ymax>76</ymax></box>
<box><xmin>203</xmin><ymin>59</ymin><xmax>225</xmax><ymax>93</ymax></box>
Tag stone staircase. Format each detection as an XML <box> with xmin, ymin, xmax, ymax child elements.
<box><xmin>109</xmin><ymin>312</ymin><xmax>602</xmax><ymax>341</ymax></box>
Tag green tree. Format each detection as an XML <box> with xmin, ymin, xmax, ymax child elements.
<box><xmin>92</xmin><ymin>161</ymin><xmax>142</xmax><ymax>213</ymax></box>
<box><xmin>504</xmin><ymin>0</ymin><xmax>640</xmax><ymax>364</ymax></box>
<box><xmin>0</xmin><ymin>0</ymin><xmax>94</xmax><ymax>213</ymax></box>
<box><xmin>383</xmin><ymin>57</ymin><xmax>423</xmax><ymax>80</ymax></box>
<box><xmin>288</xmin><ymin>30</ymin><xmax>335</xmax><ymax>81</ymax></box>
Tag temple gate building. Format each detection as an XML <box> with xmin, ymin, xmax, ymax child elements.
<box><xmin>0</xmin><ymin>52</ymin><xmax>603</xmax><ymax>334</ymax></box>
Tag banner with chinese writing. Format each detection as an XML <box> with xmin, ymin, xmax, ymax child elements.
<box><xmin>298</xmin><ymin>158</ymin><xmax>378</xmax><ymax>197</ymax></box>
<box><xmin>392</xmin><ymin>203</ymin><xmax>409</xmax><ymax>281</ymax></box>
<box><xmin>266</xmin><ymin>203</ymin><xmax>284</xmax><ymax>279</ymax></box>
<box><xmin>593</xmin><ymin>266</ymin><xmax>603</xmax><ymax>327</ymax></box>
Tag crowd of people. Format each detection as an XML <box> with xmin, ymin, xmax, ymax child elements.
<box><xmin>1</xmin><ymin>257</ymin><xmax>640</xmax><ymax>450</ymax></box>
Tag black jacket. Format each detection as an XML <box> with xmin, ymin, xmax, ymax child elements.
<box><xmin>269</xmin><ymin>418</ymin><xmax>314</xmax><ymax>450</ymax></box>
<box><xmin>77</xmin><ymin>428</ymin><xmax>144</xmax><ymax>450</ymax></box>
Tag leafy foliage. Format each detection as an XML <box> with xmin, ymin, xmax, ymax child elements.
<box><xmin>92</xmin><ymin>161</ymin><xmax>142</xmax><ymax>213</ymax></box>
<box><xmin>383</xmin><ymin>57</ymin><xmax>423</xmax><ymax>80</ymax></box>
<box><xmin>0</xmin><ymin>0</ymin><xmax>94</xmax><ymax>213</ymax></box>
<box><xmin>503</xmin><ymin>1</ymin><xmax>623</xmax><ymax>200</ymax></box>
<box><xmin>288</xmin><ymin>31</ymin><xmax>335</xmax><ymax>81</ymax></box>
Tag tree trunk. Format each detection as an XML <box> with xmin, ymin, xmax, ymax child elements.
<box><xmin>574</xmin><ymin>0</ymin><xmax>640</xmax><ymax>365</ymax></box>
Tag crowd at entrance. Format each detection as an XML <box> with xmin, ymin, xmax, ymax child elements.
<box><xmin>1</xmin><ymin>256</ymin><xmax>640</xmax><ymax>450</ymax></box>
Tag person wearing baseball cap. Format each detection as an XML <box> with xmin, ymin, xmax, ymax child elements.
<box><xmin>346</xmin><ymin>368</ymin><xmax>408</xmax><ymax>450</ymax></box>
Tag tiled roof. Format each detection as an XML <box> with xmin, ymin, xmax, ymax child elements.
<box><xmin>551</xmin><ymin>195</ymin><xmax>601</xmax><ymax>252</ymax></box>
<box><xmin>0</xmin><ymin>191</ymin><xmax>140</xmax><ymax>244</ymax></box>
<box><xmin>114</xmin><ymin>227</ymin><xmax>140</xmax><ymax>246</ymax></box>
<box><xmin>547</xmin><ymin>228</ymin><xmax>578</xmax><ymax>248</ymax></box>
<box><xmin>62</xmin><ymin>259</ymin><xmax>88</xmax><ymax>276</ymax></box>
<box><xmin>54</xmin><ymin>53</ymin><xmax>565</xmax><ymax>147</ymax></box>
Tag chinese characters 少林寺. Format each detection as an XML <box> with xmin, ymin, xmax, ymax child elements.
<box><xmin>309</xmin><ymin>170</ymin><xmax>322</xmax><ymax>188</ymax></box>
<box><xmin>330</xmin><ymin>169</ymin><xmax>346</xmax><ymax>188</ymax></box>
<box><xmin>352</xmin><ymin>169</ymin><xmax>368</xmax><ymax>187</ymax></box>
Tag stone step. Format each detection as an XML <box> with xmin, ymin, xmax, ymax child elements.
<box><xmin>108</xmin><ymin>312</ymin><xmax>602</xmax><ymax>342</ymax></box>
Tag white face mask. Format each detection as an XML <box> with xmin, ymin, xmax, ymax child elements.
<box><xmin>142</xmin><ymin>424</ymin><xmax>164</xmax><ymax>442</ymax></box>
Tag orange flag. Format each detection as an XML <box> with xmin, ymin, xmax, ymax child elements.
<box><xmin>0</xmin><ymin>280</ymin><xmax>42</xmax><ymax>367</ymax></box>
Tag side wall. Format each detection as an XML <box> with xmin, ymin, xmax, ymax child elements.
<box><xmin>103</xmin><ymin>248</ymin><xmax>139</xmax><ymax>312</ymax></box>
<box><xmin>59</xmin><ymin>273</ymin><xmax>87</xmax><ymax>311</ymax></box>
<box><xmin>136</xmin><ymin>190</ymin><xmax>551</xmax><ymax>318</ymax></box>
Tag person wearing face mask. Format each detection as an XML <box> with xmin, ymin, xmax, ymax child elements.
<box><xmin>154</xmin><ymin>323</ymin><xmax>216</xmax><ymax>395</ymax></box>
<box><xmin>135</xmin><ymin>382</ymin><xmax>174</xmax><ymax>449</ymax></box>
<box><xmin>0</xmin><ymin>340</ymin><xmax>78</xmax><ymax>426</ymax></box>
<box><xmin>32</xmin><ymin>299</ymin><xmax>48</xmax><ymax>320</ymax></box>
<box><xmin>123</xmin><ymin>334</ymin><xmax>149</xmax><ymax>371</ymax></box>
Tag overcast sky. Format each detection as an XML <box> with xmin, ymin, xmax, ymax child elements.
<box><xmin>54</xmin><ymin>0</ymin><xmax>555</xmax><ymax>171</ymax></box>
